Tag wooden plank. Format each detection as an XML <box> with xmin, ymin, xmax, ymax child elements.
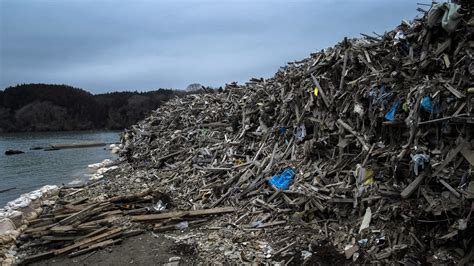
<box><xmin>329</xmin><ymin>198</ymin><xmax>355</xmax><ymax>204</ymax></box>
<box><xmin>20</xmin><ymin>251</ymin><xmax>54</xmax><ymax>264</ymax></box>
<box><xmin>310</xmin><ymin>73</ymin><xmax>331</xmax><ymax>108</ymax></box>
<box><xmin>156</xmin><ymin>150</ymin><xmax>184</xmax><ymax>161</ymax></box>
<box><xmin>57</xmin><ymin>203</ymin><xmax>101</xmax><ymax>225</ymax></box>
<box><xmin>50</xmin><ymin>225</ymin><xmax>77</xmax><ymax>233</ymax></box>
<box><xmin>444</xmin><ymin>83</ymin><xmax>465</xmax><ymax>99</ymax></box>
<box><xmin>78</xmin><ymin>216</ymin><xmax>119</xmax><ymax>228</ymax></box>
<box><xmin>400</xmin><ymin>172</ymin><xmax>427</xmax><ymax>199</ymax></box>
<box><xmin>54</xmin><ymin>227</ymin><xmax>124</xmax><ymax>255</ymax></box>
<box><xmin>41</xmin><ymin>235</ymin><xmax>78</xmax><ymax>242</ymax></box>
<box><xmin>95</xmin><ymin>209</ymin><xmax>123</xmax><ymax>219</ymax></box>
<box><xmin>336</xmin><ymin>119</ymin><xmax>370</xmax><ymax>151</ymax></box>
<box><xmin>74</xmin><ymin>227</ymin><xmax>109</xmax><ymax>242</ymax></box>
<box><xmin>339</xmin><ymin>49</ymin><xmax>349</xmax><ymax>90</ymax></box>
<box><xmin>433</xmin><ymin>140</ymin><xmax>465</xmax><ymax>176</ymax></box>
<box><xmin>439</xmin><ymin>179</ymin><xmax>461</xmax><ymax>198</ymax></box>
<box><xmin>131</xmin><ymin>207</ymin><xmax>235</xmax><ymax>222</ymax></box>
<box><xmin>108</xmin><ymin>190</ymin><xmax>151</xmax><ymax>203</ymax></box>
<box><xmin>24</xmin><ymin>223</ymin><xmax>57</xmax><ymax>234</ymax></box>
<box><xmin>68</xmin><ymin>239</ymin><xmax>121</xmax><ymax>258</ymax></box>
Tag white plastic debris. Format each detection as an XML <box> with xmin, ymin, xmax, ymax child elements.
<box><xmin>295</xmin><ymin>124</ymin><xmax>306</xmax><ymax>142</ymax></box>
<box><xmin>153</xmin><ymin>200</ymin><xmax>167</xmax><ymax>211</ymax></box>
<box><xmin>175</xmin><ymin>221</ymin><xmax>189</xmax><ymax>230</ymax></box>
<box><xmin>301</xmin><ymin>250</ymin><xmax>312</xmax><ymax>260</ymax></box>
<box><xmin>359</xmin><ymin>207</ymin><xmax>372</xmax><ymax>233</ymax></box>
<box><xmin>394</xmin><ymin>31</ymin><xmax>406</xmax><ymax>44</ymax></box>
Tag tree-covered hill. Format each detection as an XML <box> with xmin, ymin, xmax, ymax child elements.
<box><xmin>0</xmin><ymin>84</ymin><xmax>188</xmax><ymax>132</ymax></box>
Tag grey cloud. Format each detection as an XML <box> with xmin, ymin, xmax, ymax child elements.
<box><xmin>1</xmin><ymin>0</ymin><xmax>428</xmax><ymax>93</ymax></box>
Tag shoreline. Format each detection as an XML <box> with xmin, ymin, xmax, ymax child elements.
<box><xmin>0</xmin><ymin>145</ymin><xmax>122</xmax><ymax>265</ymax></box>
<box><xmin>0</xmin><ymin>132</ymin><xmax>121</xmax><ymax>207</ymax></box>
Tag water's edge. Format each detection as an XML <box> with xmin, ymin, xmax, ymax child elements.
<box><xmin>0</xmin><ymin>131</ymin><xmax>120</xmax><ymax>206</ymax></box>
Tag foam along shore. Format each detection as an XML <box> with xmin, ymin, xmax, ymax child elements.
<box><xmin>109</xmin><ymin>143</ymin><xmax>122</xmax><ymax>154</ymax></box>
<box><xmin>83</xmin><ymin>145</ymin><xmax>122</xmax><ymax>181</ymax></box>
<box><xmin>0</xmin><ymin>185</ymin><xmax>59</xmax><ymax>265</ymax></box>
<box><xmin>87</xmin><ymin>158</ymin><xmax>119</xmax><ymax>181</ymax></box>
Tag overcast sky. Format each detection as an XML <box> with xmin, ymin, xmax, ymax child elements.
<box><xmin>0</xmin><ymin>0</ymin><xmax>428</xmax><ymax>93</ymax></box>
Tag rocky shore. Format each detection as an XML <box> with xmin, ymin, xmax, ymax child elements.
<box><xmin>2</xmin><ymin>2</ymin><xmax>474</xmax><ymax>265</ymax></box>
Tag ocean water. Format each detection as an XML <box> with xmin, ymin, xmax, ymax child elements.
<box><xmin>0</xmin><ymin>131</ymin><xmax>119</xmax><ymax>207</ymax></box>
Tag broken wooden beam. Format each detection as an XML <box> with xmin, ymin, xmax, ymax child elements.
<box><xmin>131</xmin><ymin>207</ymin><xmax>235</xmax><ymax>222</ymax></box>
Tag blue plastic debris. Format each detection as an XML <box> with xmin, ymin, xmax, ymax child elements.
<box><xmin>421</xmin><ymin>96</ymin><xmax>440</xmax><ymax>113</ymax></box>
<box><xmin>279</xmin><ymin>127</ymin><xmax>287</xmax><ymax>135</ymax></box>
<box><xmin>384</xmin><ymin>99</ymin><xmax>400</xmax><ymax>121</ymax></box>
<box><xmin>358</xmin><ymin>239</ymin><xmax>369</xmax><ymax>246</ymax></box>
<box><xmin>269</xmin><ymin>168</ymin><xmax>295</xmax><ymax>190</ymax></box>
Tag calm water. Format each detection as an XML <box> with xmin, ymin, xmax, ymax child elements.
<box><xmin>0</xmin><ymin>131</ymin><xmax>120</xmax><ymax>207</ymax></box>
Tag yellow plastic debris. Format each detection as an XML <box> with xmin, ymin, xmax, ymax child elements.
<box><xmin>234</xmin><ymin>159</ymin><xmax>245</xmax><ymax>166</ymax></box>
<box><xmin>314</xmin><ymin>87</ymin><xmax>319</xmax><ymax>96</ymax></box>
<box><xmin>364</xmin><ymin>177</ymin><xmax>374</xmax><ymax>186</ymax></box>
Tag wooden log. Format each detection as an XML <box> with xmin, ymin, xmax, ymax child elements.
<box><xmin>131</xmin><ymin>207</ymin><xmax>235</xmax><ymax>222</ymax></box>
<box><xmin>50</xmin><ymin>142</ymin><xmax>106</xmax><ymax>149</ymax></box>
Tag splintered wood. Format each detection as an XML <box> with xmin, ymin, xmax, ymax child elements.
<box><xmin>13</xmin><ymin>2</ymin><xmax>474</xmax><ymax>265</ymax></box>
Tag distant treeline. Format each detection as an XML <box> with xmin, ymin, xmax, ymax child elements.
<box><xmin>0</xmin><ymin>84</ymin><xmax>189</xmax><ymax>132</ymax></box>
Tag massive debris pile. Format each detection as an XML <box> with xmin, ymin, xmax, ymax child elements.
<box><xmin>9</xmin><ymin>2</ymin><xmax>474</xmax><ymax>264</ymax></box>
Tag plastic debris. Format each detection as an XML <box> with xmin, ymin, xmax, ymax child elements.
<box><xmin>384</xmin><ymin>99</ymin><xmax>400</xmax><ymax>121</ymax></box>
<box><xmin>411</xmin><ymin>153</ymin><xmax>430</xmax><ymax>176</ymax></box>
<box><xmin>153</xmin><ymin>200</ymin><xmax>167</xmax><ymax>211</ymax></box>
<box><xmin>359</xmin><ymin>207</ymin><xmax>372</xmax><ymax>233</ymax></box>
<box><xmin>301</xmin><ymin>250</ymin><xmax>312</xmax><ymax>260</ymax></box>
<box><xmin>295</xmin><ymin>124</ymin><xmax>306</xmax><ymax>142</ymax></box>
<box><xmin>269</xmin><ymin>168</ymin><xmax>296</xmax><ymax>190</ymax></box>
<box><xmin>421</xmin><ymin>96</ymin><xmax>440</xmax><ymax>114</ymax></box>
<box><xmin>175</xmin><ymin>221</ymin><xmax>189</xmax><ymax>230</ymax></box>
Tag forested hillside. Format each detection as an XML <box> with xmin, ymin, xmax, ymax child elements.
<box><xmin>0</xmin><ymin>84</ymin><xmax>188</xmax><ymax>132</ymax></box>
